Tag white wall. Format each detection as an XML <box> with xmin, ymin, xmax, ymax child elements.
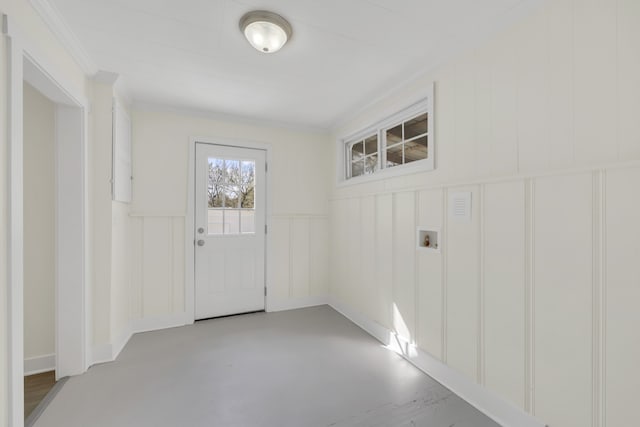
<box><xmin>330</xmin><ymin>2</ymin><xmax>640</xmax><ymax>427</ymax></box>
<box><xmin>0</xmin><ymin>27</ymin><xmax>10</xmax><ymax>427</ymax></box>
<box><xmin>90</xmin><ymin>77</ymin><xmax>133</xmax><ymax>361</ymax></box>
<box><xmin>22</xmin><ymin>82</ymin><xmax>55</xmax><ymax>364</ymax></box>
<box><xmin>89</xmin><ymin>81</ymin><xmax>113</xmax><ymax>348</ymax></box>
<box><xmin>130</xmin><ymin>109</ymin><xmax>330</xmax><ymax>321</ymax></box>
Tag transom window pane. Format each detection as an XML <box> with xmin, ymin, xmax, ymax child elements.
<box><xmin>404</xmin><ymin>113</ymin><xmax>428</xmax><ymax>140</ymax></box>
<box><xmin>364</xmin><ymin>135</ymin><xmax>378</xmax><ymax>155</ymax></box>
<box><xmin>207</xmin><ymin>158</ymin><xmax>256</xmax><ymax>235</ymax></box>
<box><xmin>383</xmin><ymin>112</ymin><xmax>429</xmax><ymax>167</ymax></box>
<box><xmin>348</xmin><ymin>134</ymin><xmax>379</xmax><ymax>178</ymax></box>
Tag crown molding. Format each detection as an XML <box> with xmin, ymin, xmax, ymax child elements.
<box><xmin>30</xmin><ymin>0</ymin><xmax>99</xmax><ymax>76</ymax></box>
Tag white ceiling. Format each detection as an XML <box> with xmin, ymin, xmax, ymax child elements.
<box><xmin>49</xmin><ymin>0</ymin><xmax>537</xmax><ymax>129</ymax></box>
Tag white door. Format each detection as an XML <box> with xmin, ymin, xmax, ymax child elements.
<box><xmin>194</xmin><ymin>143</ymin><xmax>267</xmax><ymax>319</ymax></box>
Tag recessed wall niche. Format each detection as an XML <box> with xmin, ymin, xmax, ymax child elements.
<box><xmin>417</xmin><ymin>226</ymin><xmax>440</xmax><ymax>252</ymax></box>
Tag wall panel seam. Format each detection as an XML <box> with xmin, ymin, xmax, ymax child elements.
<box><xmin>601</xmin><ymin>170</ymin><xmax>607</xmax><ymax>427</ymax></box>
<box><xmin>288</xmin><ymin>217</ymin><xmax>293</xmax><ymax>298</ymax></box>
<box><xmin>414</xmin><ymin>191</ymin><xmax>419</xmax><ymax>347</ymax></box>
<box><xmin>595</xmin><ymin>170</ymin><xmax>606</xmax><ymax>427</ymax></box>
<box><xmin>140</xmin><ymin>218</ymin><xmax>146</xmax><ymax>318</ymax></box>
<box><xmin>168</xmin><ymin>218</ymin><xmax>174</xmax><ymax>313</ymax></box>
<box><xmin>478</xmin><ymin>184</ymin><xmax>485</xmax><ymax>385</ymax></box>
<box><xmin>442</xmin><ymin>188</ymin><xmax>448</xmax><ymax>362</ymax></box>
<box><xmin>307</xmin><ymin>217</ymin><xmax>312</xmax><ymax>297</ymax></box>
<box><xmin>525</xmin><ymin>178</ymin><xmax>535</xmax><ymax>414</ymax></box>
<box><xmin>591</xmin><ymin>171</ymin><xmax>600</xmax><ymax>427</ymax></box>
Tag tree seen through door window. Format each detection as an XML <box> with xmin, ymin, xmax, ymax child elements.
<box><xmin>207</xmin><ymin>158</ymin><xmax>255</xmax><ymax>235</ymax></box>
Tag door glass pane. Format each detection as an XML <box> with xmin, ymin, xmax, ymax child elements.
<box><xmin>208</xmin><ymin>209</ymin><xmax>223</xmax><ymax>234</ymax></box>
<box><xmin>225</xmin><ymin>160</ymin><xmax>241</xmax><ymax>184</ymax></box>
<box><xmin>224</xmin><ymin>210</ymin><xmax>240</xmax><ymax>234</ymax></box>
<box><xmin>208</xmin><ymin>158</ymin><xmax>225</xmax><ymax>208</ymax></box>
<box><xmin>239</xmin><ymin>161</ymin><xmax>255</xmax><ymax>208</ymax></box>
<box><xmin>207</xmin><ymin>157</ymin><xmax>257</xmax><ymax>235</ymax></box>
<box><xmin>225</xmin><ymin>185</ymin><xmax>240</xmax><ymax>208</ymax></box>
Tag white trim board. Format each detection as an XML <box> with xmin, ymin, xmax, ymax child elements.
<box><xmin>329</xmin><ymin>299</ymin><xmax>546</xmax><ymax>427</ymax></box>
<box><xmin>266</xmin><ymin>296</ymin><xmax>329</xmax><ymax>313</ymax></box>
<box><xmin>24</xmin><ymin>354</ymin><xmax>56</xmax><ymax>376</ymax></box>
<box><xmin>90</xmin><ymin>343</ymin><xmax>113</xmax><ymax>366</ymax></box>
<box><xmin>91</xmin><ymin>313</ymin><xmax>189</xmax><ymax>366</ymax></box>
<box><xmin>132</xmin><ymin>312</ymin><xmax>190</xmax><ymax>334</ymax></box>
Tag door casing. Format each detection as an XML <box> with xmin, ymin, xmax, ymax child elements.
<box><xmin>4</xmin><ymin>14</ymin><xmax>91</xmax><ymax>427</ymax></box>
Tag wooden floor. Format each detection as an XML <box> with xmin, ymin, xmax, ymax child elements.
<box><xmin>24</xmin><ymin>371</ymin><xmax>56</xmax><ymax>419</ymax></box>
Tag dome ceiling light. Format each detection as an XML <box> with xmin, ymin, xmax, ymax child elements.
<box><xmin>239</xmin><ymin>10</ymin><xmax>292</xmax><ymax>54</ymax></box>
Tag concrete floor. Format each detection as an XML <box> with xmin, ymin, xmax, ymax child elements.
<box><xmin>34</xmin><ymin>306</ymin><xmax>500</xmax><ymax>427</ymax></box>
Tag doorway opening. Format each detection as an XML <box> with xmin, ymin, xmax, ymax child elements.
<box><xmin>5</xmin><ymin>17</ymin><xmax>90</xmax><ymax>423</ymax></box>
<box><xmin>22</xmin><ymin>81</ymin><xmax>57</xmax><ymax>421</ymax></box>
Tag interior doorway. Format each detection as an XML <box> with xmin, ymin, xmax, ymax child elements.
<box><xmin>22</xmin><ymin>81</ymin><xmax>58</xmax><ymax>421</ymax></box>
<box><xmin>4</xmin><ymin>15</ymin><xmax>91</xmax><ymax>425</ymax></box>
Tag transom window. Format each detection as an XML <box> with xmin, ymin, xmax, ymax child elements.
<box><xmin>207</xmin><ymin>158</ymin><xmax>256</xmax><ymax>235</ymax></box>
<box><xmin>342</xmin><ymin>93</ymin><xmax>434</xmax><ymax>182</ymax></box>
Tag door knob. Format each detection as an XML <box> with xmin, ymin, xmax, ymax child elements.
<box><xmin>197</xmin><ymin>227</ymin><xmax>205</xmax><ymax>234</ymax></box>
<box><xmin>197</xmin><ymin>240</ymin><xmax>205</xmax><ymax>247</ymax></box>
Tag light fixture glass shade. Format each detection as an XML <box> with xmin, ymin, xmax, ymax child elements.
<box><xmin>240</xmin><ymin>11</ymin><xmax>292</xmax><ymax>54</ymax></box>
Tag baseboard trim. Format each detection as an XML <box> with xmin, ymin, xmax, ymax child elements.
<box><xmin>329</xmin><ymin>299</ymin><xmax>545</xmax><ymax>427</ymax></box>
<box><xmin>24</xmin><ymin>354</ymin><xmax>55</xmax><ymax>376</ymax></box>
<box><xmin>91</xmin><ymin>343</ymin><xmax>113</xmax><ymax>366</ymax></box>
<box><xmin>266</xmin><ymin>295</ymin><xmax>329</xmax><ymax>312</ymax></box>
<box><xmin>111</xmin><ymin>324</ymin><xmax>134</xmax><ymax>361</ymax></box>
<box><xmin>132</xmin><ymin>312</ymin><xmax>190</xmax><ymax>334</ymax></box>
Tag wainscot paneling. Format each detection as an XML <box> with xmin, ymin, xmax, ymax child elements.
<box><xmin>605</xmin><ymin>167</ymin><xmax>640</xmax><ymax>427</ymax></box>
<box><xmin>416</xmin><ymin>189</ymin><xmax>444</xmax><ymax>360</ymax></box>
<box><xmin>130</xmin><ymin>216</ymin><xmax>185</xmax><ymax>319</ymax></box>
<box><xmin>329</xmin><ymin>163</ymin><xmax>640</xmax><ymax>427</ymax></box>
<box><xmin>375</xmin><ymin>194</ymin><xmax>394</xmax><ymax>330</ymax></box>
<box><xmin>132</xmin><ymin>214</ymin><xmax>329</xmax><ymax>320</ymax></box>
<box><xmin>445</xmin><ymin>185</ymin><xmax>480</xmax><ymax>381</ymax></box>
<box><xmin>392</xmin><ymin>192</ymin><xmax>417</xmax><ymax>341</ymax></box>
<box><xmin>483</xmin><ymin>181</ymin><xmax>526</xmax><ymax>409</ymax></box>
<box><xmin>269</xmin><ymin>215</ymin><xmax>330</xmax><ymax>303</ymax></box>
<box><xmin>533</xmin><ymin>173</ymin><xmax>593</xmax><ymax>427</ymax></box>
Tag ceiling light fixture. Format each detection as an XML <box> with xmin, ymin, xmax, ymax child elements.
<box><xmin>239</xmin><ymin>10</ymin><xmax>292</xmax><ymax>54</ymax></box>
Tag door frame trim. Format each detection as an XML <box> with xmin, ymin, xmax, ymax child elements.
<box><xmin>186</xmin><ymin>137</ymin><xmax>272</xmax><ymax>323</ymax></box>
<box><xmin>4</xmin><ymin>14</ymin><xmax>91</xmax><ymax>427</ymax></box>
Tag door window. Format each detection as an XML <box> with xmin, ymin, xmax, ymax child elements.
<box><xmin>207</xmin><ymin>158</ymin><xmax>256</xmax><ymax>235</ymax></box>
